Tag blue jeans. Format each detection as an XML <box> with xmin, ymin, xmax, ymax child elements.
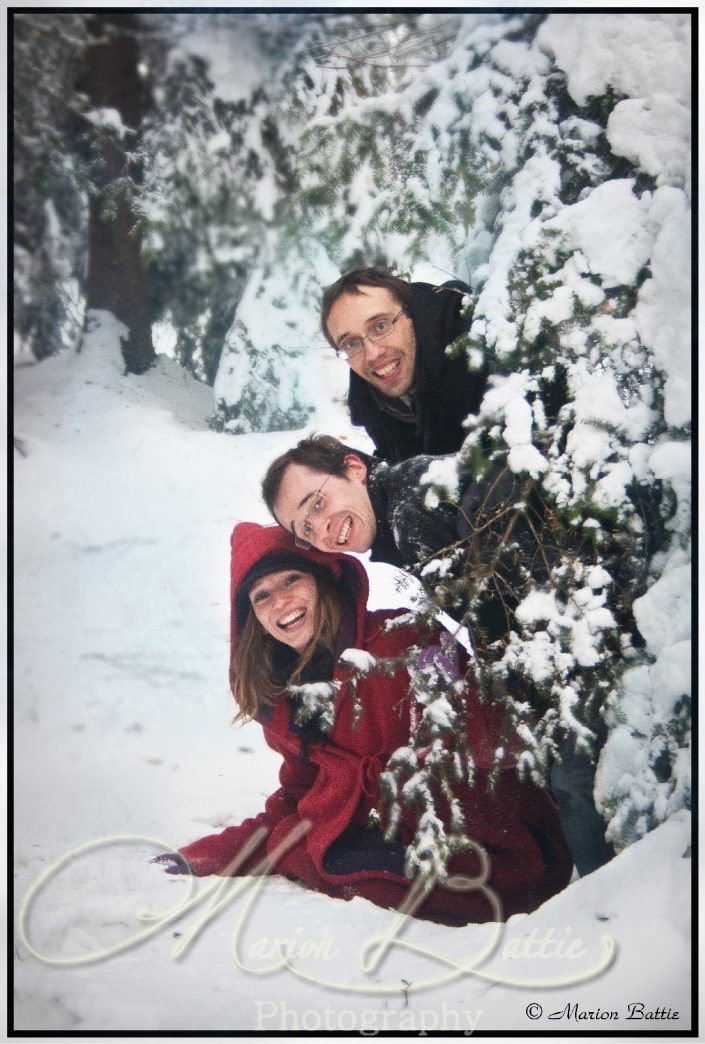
<box><xmin>550</xmin><ymin>716</ymin><xmax>614</xmax><ymax>876</ymax></box>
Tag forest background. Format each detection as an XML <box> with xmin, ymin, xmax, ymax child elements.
<box><xmin>11</xmin><ymin>7</ymin><xmax>693</xmax><ymax>1033</ymax></box>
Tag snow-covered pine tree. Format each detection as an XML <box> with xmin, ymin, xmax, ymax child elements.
<box><xmin>13</xmin><ymin>13</ymin><xmax>91</xmax><ymax>360</ymax></box>
<box><xmin>249</xmin><ymin>11</ymin><xmax>691</xmax><ymax>871</ymax></box>
<box><xmin>14</xmin><ymin>12</ymin><xmax>166</xmax><ymax>372</ymax></box>
<box><xmin>385</xmin><ymin>12</ymin><xmax>691</xmax><ymax>858</ymax></box>
<box><xmin>137</xmin><ymin>51</ymin><xmax>262</xmax><ymax>386</ymax></box>
<box><xmin>211</xmin><ymin>11</ymin><xmax>469</xmax><ymax>434</ymax></box>
<box><xmin>14</xmin><ymin>11</ymin><xmax>314</xmax><ymax>388</ymax></box>
<box><xmin>137</xmin><ymin>14</ymin><xmax>319</xmax><ymax>391</ymax></box>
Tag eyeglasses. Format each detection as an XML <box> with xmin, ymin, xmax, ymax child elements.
<box><xmin>334</xmin><ymin>308</ymin><xmax>405</xmax><ymax>361</ymax></box>
<box><xmin>292</xmin><ymin>475</ymin><xmax>331</xmax><ymax>550</ymax></box>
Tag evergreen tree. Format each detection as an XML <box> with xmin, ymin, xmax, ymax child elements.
<box><xmin>13</xmin><ymin>10</ymin><xmax>690</xmax><ymax>871</ymax></box>
<box><xmin>13</xmin><ymin>13</ymin><xmax>91</xmax><ymax>360</ymax></box>
<box><xmin>14</xmin><ymin>11</ymin><xmax>157</xmax><ymax>373</ymax></box>
<box><xmin>136</xmin><ymin>13</ymin><xmax>318</xmax><ymax>388</ymax></box>
<box><xmin>211</xmin><ymin>12</ymin><xmax>466</xmax><ymax>433</ymax></box>
<box><xmin>13</xmin><ymin>11</ymin><xmax>311</xmax><ymax>382</ymax></box>
<box><xmin>271</xmin><ymin>11</ymin><xmax>690</xmax><ymax>872</ymax></box>
<box><xmin>78</xmin><ymin>12</ymin><xmax>156</xmax><ymax>373</ymax></box>
<box><xmin>376</xmin><ymin>13</ymin><xmax>691</xmax><ymax>862</ymax></box>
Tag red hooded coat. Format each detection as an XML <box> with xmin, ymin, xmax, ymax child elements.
<box><xmin>178</xmin><ymin>523</ymin><xmax>571</xmax><ymax>923</ymax></box>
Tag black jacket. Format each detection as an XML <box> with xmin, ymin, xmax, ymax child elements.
<box><xmin>367</xmin><ymin>456</ymin><xmax>460</xmax><ymax>569</ymax></box>
<box><xmin>348</xmin><ymin>279</ymin><xmax>486</xmax><ymax>463</ymax></box>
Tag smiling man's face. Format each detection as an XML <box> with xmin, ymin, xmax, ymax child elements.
<box><xmin>326</xmin><ymin>286</ymin><xmax>417</xmax><ymax>398</ymax></box>
<box><xmin>272</xmin><ymin>456</ymin><xmax>378</xmax><ymax>554</ymax></box>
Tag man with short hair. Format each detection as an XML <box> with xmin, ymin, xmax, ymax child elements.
<box><xmin>321</xmin><ymin>267</ymin><xmax>486</xmax><ymax>462</ymax></box>
<box><xmin>261</xmin><ymin>434</ymin><xmax>462</xmax><ymax>569</ymax></box>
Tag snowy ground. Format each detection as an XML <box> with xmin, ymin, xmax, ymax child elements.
<box><xmin>12</xmin><ymin>317</ymin><xmax>693</xmax><ymax>1034</ymax></box>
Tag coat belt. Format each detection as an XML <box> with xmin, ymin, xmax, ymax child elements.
<box><xmin>359</xmin><ymin>753</ymin><xmax>384</xmax><ymax>797</ymax></box>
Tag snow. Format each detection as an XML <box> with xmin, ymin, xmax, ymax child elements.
<box><xmin>289</xmin><ymin>681</ymin><xmax>339</xmax><ymax>731</ymax></box>
<box><xmin>83</xmin><ymin>107</ymin><xmax>129</xmax><ymax>139</ymax></box>
<box><xmin>512</xmin><ymin>584</ymin><xmax>615</xmax><ymax>673</ymax></box>
<box><xmin>13</xmin><ymin>312</ymin><xmax>692</xmax><ymax>1032</ymax></box>
<box><xmin>549</xmin><ymin>179</ymin><xmax>658</xmax><ymax>288</ymax></box>
<box><xmin>607</xmin><ymin>94</ymin><xmax>691</xmax><ymax>193</ymax></box>
<box><xmin>169</xmin><ymin>21</ymin><xmax>274</xmax><ymax>105</ymax></box>
<box><xmin>12</xmin><ymin>7</ymin><xmax>693</xmax><ymax>1036</ymax></box>
<box><xmin>339</xmin><ymin>648</ymin><xmax>377</xmax><ymax>674</ymax></box>
<box><xmin>490</xmin><ymin>38</ymin><xmax>550</xmax><ymax>81</ymax></box>
<box><xmin>537</xmin><ymin>13</ymin><xmax>691</xmax><ymax>108</ymax></box>
<box><xmin>633</xmin><ymin>187</ymin><xmax>691</xmax><ymax>428</ymax></box>
<box><xmin>476</xmin><ymin>373</ymin><xmax>549</xmax><ymax>479</ymax></box>
<box><xmin>631</xmin><ymin>558</ymin><xmax>691</xmax><ymax>658</ymax></box>
<box><xmin>648</xmin><ymin>440</ymin><xmax>691</xmax><ymax>482</ymax></box>
<box><xmin>420</xmin><ymin>456</ymin><xmax>460</xmax><ymax>509</ymax></box>
<box><xmin>587</xmin><ymin>565</ymin><xmax>611</xmax><ymax>590</ymax></box>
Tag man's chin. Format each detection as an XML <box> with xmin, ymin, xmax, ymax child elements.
<box><xmin>370</xmin><ymin>375</ymin><xmax>411</xmax><ymax>399</ymax></box>
<box><xmin>330</xmin><ymin>540</ymin><xmax>363</xmax><ymax>554</ymax></box>
<box><xmin>328</xmin><ymin>535</ymin><xmax>373</xmax><ymax>555</ymax></box>
<box><xmin>350</xmin><ymin>533</ymin><xmax>375</xmax><ymax>554</ymax></box>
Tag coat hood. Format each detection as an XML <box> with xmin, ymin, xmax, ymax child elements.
<box><xmin>229</xmin><ymin>522</ymin><xmax>369</xmax><ymax>653</ymax></box>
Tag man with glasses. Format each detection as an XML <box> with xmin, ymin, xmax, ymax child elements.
<box><xmin>321</xmin><ymin>267</ymin><xmax>487</xmax><ymax>463</ymax></box>
<box><xmin>261</xmin><ymin>433</ymin><xmax>463</xmax><ymax>568</ymax></box>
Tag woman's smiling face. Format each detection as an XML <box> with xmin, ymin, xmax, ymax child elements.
<box><xmin>248</xmin><ymin>569</ymin><xmax>319</xmax><ymax>651</ymax></box>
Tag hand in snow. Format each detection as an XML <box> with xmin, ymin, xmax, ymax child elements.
<box><xmin>151</xmin><ymin>852</ymin><xmax>194</xmax><ymax>875</ymax></box>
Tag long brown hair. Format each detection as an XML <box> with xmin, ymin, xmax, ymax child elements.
<box><xmin>231</xmin><ymin>571</ymin><xmax>343</xmax><ymax>721</ymax></box>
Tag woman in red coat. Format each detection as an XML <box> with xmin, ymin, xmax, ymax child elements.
<box><xmin>156</xmin><ymin>522</ymin><xmax>571</xmax><ymax>924</ymax></box>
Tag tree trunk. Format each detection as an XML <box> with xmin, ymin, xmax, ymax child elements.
<box><xmin>80</xmin><ymin>13</ymin><xmax>155</xmax><ymax>373</ymax></box>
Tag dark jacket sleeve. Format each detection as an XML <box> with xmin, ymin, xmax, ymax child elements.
<box><xmin>408</xmin><ymin>279</ymin><xmax>473</xmax><ymax>371</ymax></box>
<box><xmin>411</xmin><ymin>280</ymin><xmax>485</xmax><ymax>457</ymax></box>
<box><xmin>177</xmin><ymin>750</ymin><xmax>319</xmax><ymax>877</ymax></box>
<box><xmin>368</xmin><ymin>456</ymin><xmax>461</xmax><ymax>568</ymax></box>
<box><xmin>391</xmin><ymin>496</ymin><xmax>459</xmax><ymax>566</ymax></box>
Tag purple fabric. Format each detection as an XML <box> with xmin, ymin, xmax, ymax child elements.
<box><xmin>334</xmin><ymin>599</ymin><xmax>358</xmax><ymax>659</ymax></box>
<box><xmin>416</xmin><ymin>636</ymin><xmax>463</xmax><ymax>680</ymax></box>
